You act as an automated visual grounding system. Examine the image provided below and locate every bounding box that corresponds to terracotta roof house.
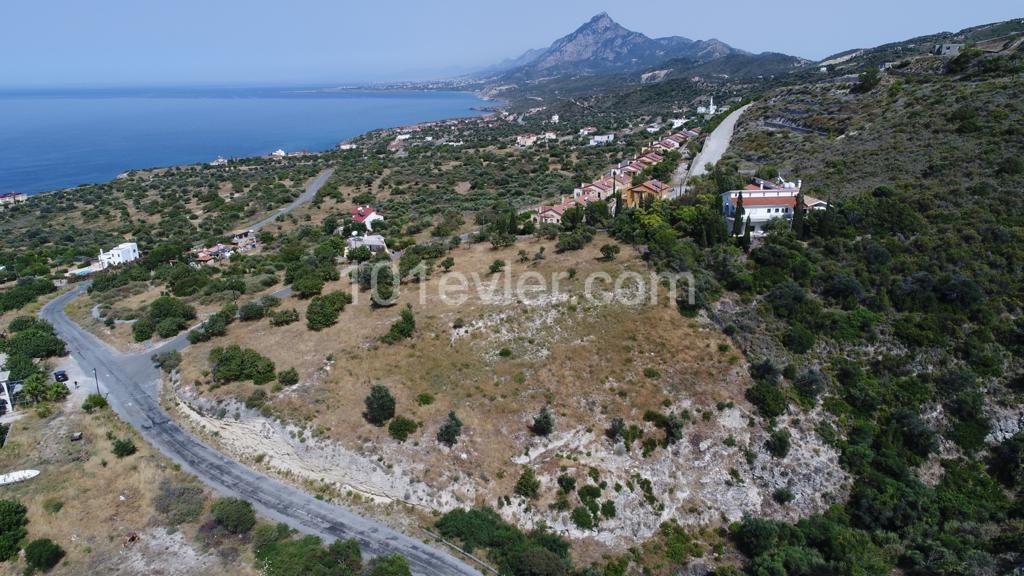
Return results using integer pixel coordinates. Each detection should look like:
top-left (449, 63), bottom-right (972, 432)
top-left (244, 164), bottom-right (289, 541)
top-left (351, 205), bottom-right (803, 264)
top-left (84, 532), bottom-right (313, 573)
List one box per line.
top-left (351, 206), bottom-right (384, 231)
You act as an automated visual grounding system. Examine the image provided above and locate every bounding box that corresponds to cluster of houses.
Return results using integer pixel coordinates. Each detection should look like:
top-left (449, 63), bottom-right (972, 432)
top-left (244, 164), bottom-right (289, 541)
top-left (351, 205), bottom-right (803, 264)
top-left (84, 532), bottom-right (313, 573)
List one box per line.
top-left (532, 128), bottom-right (700, 225)
top-left (515, 132), bottom-right (558, 147)
top-left (722, 177), bottom-right (828, 235)
top-left (67, 242), bottom-right (141, 277)
top-left (188, 230), bottom-right (259, 268)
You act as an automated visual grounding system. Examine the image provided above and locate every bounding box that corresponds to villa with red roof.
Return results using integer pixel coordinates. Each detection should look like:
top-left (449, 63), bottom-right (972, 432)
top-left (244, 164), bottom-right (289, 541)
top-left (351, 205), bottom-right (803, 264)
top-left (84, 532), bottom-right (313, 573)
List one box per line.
top-left (351, 206), bottom-right (384, 231)
top-left (721, 177), bottom-right (827, 235)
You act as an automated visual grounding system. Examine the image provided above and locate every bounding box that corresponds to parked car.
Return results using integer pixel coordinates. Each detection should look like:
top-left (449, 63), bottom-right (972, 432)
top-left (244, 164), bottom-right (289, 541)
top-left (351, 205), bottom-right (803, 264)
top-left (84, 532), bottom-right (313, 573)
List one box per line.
top-left (52, 370), bottom-right (68, 383)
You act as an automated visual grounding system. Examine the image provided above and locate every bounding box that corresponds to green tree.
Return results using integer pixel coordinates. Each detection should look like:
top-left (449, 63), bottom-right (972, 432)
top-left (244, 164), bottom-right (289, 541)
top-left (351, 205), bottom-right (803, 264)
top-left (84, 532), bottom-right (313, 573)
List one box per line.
top-left (0, 499), bottom-right (28, 561)
top-left (348, 245), bottom-right (372, 263)
top-left (292, 271), bottom-right (325, 299)
top-left (382, 306), bottom-right (416, 344)
top-left (599, 243), bottom-right (620, 260)
top-left (531, 406), bottom-right (554, 436)
top-left (440, 256), bottom-right (455, 272)
top-left (740, 216), bottom-right (752, 253)
top-left (514, 467), bottom-right (541, 499)
top-left (211, 497), bottom-right (256, 534)
top-left (437, 412), bottom-right (463, 446)
top-left (24, 538), bottom-right (64, 571)
top-left (363, 385), bottom-right (396, 426)
top-left (731, 192), bottom-right (745, 237)
top-left (367, 554), bottom-right (412, 576)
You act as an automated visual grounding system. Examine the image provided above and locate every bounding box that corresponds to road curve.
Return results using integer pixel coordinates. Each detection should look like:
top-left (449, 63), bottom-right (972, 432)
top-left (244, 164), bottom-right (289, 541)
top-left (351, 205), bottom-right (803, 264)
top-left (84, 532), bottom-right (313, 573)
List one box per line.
top-left (247, 167), bottom-right (335, 232)
top-left (40, 240), bottom-right (480, 573)
top-left (687, 103), bottom-right (752, 181)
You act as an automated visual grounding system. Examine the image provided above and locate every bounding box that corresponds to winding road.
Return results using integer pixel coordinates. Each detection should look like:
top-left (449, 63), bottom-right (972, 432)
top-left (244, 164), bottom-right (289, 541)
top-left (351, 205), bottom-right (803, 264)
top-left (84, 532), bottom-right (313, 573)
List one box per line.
top-left (37, 169), bottom-right (481, 576)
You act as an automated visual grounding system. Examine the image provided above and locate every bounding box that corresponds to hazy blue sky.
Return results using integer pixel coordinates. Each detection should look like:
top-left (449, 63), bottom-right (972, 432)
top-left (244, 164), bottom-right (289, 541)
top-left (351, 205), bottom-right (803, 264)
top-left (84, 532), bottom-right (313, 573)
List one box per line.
top-left (1, 0), bottom-right (1020, 87)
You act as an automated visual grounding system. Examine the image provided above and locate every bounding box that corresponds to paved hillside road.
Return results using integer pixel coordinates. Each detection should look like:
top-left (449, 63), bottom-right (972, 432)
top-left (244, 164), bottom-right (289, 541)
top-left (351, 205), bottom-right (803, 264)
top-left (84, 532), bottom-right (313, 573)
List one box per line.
top-left (247, 167), bottom-right (335, 232)
top-left (40, 285), bottom-right (481, 576)
top-left (687, 103), bottom-right (752, 181)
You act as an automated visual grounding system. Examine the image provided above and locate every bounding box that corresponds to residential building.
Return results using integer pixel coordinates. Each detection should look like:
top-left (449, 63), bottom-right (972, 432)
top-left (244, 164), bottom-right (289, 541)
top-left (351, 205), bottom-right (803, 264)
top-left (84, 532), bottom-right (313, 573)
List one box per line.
top-left (270, 149), bottom-right (287, 158)
top-left (589, 134), bottom-right (614, 146)
top-left (516, 134), bottom-right (538, 147)
top-left (0, 192), bottom-right (28, 207)
top-left (351, 206), bottom-right (384, 230)
top-left (721, 177), bottom-right (827, 235)
top-left (346, 233), bottom-right (389, 255)
top-left (98, 242), bottom-right (140, 267)
top-left (232, 229), bottom-right (258, 251)
top-left (550, 114), bottom-right (560, 124)
top-left (932, 43), bottom-right (964, 57)
top-left (624, 179), bottom-right (671, 208)
top-left (579, 127), bottom-right (597, 136)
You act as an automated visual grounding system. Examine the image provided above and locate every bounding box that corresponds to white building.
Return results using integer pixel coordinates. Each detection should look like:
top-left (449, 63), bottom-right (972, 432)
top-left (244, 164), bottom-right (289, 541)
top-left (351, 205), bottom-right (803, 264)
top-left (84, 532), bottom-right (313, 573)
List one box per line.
top-left (270, 149), bottom-right (286, 158)
top-left (721, 178), bottom-right (827, 235)
top-left (98, 242), bottom-right (140, 267)
top-left (516, 134), bottom-right (538, 147)
top-left (697, 96), bottom-right (717, 116)
top-left (589, 134), bottom-right (615, 146)
top-left (550, 114), bottom-right (560, 124)
top-left (345, 233), bottom-right (389, 255)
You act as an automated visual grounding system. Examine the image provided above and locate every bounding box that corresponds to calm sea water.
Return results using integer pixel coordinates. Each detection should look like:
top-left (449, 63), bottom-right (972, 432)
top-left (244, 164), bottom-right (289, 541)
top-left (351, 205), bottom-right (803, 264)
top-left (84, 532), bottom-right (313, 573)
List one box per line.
top-left (0, 87), bottom-right (489, 194)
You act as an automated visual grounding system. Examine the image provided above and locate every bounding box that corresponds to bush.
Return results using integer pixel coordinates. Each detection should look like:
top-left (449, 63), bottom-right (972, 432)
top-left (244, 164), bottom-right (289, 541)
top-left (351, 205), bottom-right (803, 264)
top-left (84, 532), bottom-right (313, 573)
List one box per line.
top-left (151, 350), bottom-right (182, 373)
top-left (209, 345), bottom-right (276, 385)
top-left (367, 554), bottom-right (412, 576)
top-left (772, 487), bottom-right (795, 504)
top-left (571, 506), bottom-right (594, 529)
top-left (24, 538), bottom-right (64, 571)
top-left (765, 429), bottom-right (792, 458)
top-left (531, 406), bottom-right (554, 436)
top-left (153, 479), bottom-right (205, 525)
top-left (381, 306), bottom-right (416, 344)
top-left (363, 385), bottom-right (395, 426)
top-left (388, 416), bottom-right (419, 442)
top-left (783, 323), bottom-right (815, 354)
top-left (437, 411), bottom-right (463, 446)
top-left (746, 381), bottom-right (787, 418)
top-left (415, 392), bottom-right (435, 406)
top-left (238, 301), bottom-right (266, 321)
top-left (514, 467), bottom-right (540, 499)
top-left (0, 499), bottom-right (28, 561)
top-left (269, 308), bottom-right (300, 327)
top-left (112, 437), bottom-right (137, 458)
top-left (211, 497), bottom-right (256, 534)
top-left (277, 368), bottom-right (299, 386)
top-left (81, 393), bottom-right (108, 413)
top-left (305, 291), bottom-right (352, 331)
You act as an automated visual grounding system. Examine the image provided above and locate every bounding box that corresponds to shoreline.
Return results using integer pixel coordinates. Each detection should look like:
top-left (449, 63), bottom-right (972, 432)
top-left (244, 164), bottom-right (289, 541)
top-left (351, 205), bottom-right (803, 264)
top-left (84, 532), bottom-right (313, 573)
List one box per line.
top-left (8, 88), bottom-right (503, 198)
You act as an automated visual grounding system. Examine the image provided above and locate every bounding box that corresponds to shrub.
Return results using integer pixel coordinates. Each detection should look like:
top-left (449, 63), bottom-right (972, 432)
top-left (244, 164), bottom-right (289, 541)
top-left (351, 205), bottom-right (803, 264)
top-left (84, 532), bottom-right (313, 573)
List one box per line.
top-left (305, 291), bottom-right (352, 331)
top-left (772, 488), bottom-right (795, 504)
top-left (437, 412), bottom-right (463, 446)
top-left (112, 437), bottom-right (137, 458)
top-left (238, 301), bottom-right (266, 321)
top-left (514, 467), bottom-right (540, 499)
top-left (363, 385), bottom-right (395, 426)
top-left (388, 416), bottom-right (419, 442)
top-left (211, 497), bottom-right (256, 534)
top-left (209, 345), bottom-right (276, 385)
top-left (151, 350), bottom-right (182, 373)
top-left (571, 506), bottom-right (594, 529)
top-left (0, 499), bottom-right (28, 561)
top-left (269, 308), bottom-right (300, 327)
top-left (765, 429), bottom-right (792, 458)
top-left (367, 554), bottom-right (412, 576)
top-left (81, 393), bottom-right (108, 413)
top-left (153, 479), bottom-right (205, 525)
top-left (643, 367), bottom-right (661, 379)
top-left (794, 369), bottom-right (827, 402)
top-left (277, 368), bottom-right (299, 386)
top-left (531, 406), bottom-right (554, 436)
top-left (381, 306), bottom-right (416, 344)
top-left (746, 381), bottom-right (787, 418)
top-left (24, 538), bottom-right (64, 571)
top-left (783, 323), bottom-right (815, 354)
top-left (415, 392), bottom-right (435, 406)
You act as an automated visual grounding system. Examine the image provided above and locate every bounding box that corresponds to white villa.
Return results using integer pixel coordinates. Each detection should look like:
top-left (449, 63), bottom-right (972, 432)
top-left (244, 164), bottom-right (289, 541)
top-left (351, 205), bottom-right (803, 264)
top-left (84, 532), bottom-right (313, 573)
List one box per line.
top-left (99, 242), bottom-right (140, 267)
top-left (722, 178), bottom-right (827, 235)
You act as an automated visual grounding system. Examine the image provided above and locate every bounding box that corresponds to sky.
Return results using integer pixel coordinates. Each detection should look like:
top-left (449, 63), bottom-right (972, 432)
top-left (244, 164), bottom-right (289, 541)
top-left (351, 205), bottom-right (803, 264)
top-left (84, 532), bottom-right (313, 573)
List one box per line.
top-left (1, 0), bottom-right (1020, 88)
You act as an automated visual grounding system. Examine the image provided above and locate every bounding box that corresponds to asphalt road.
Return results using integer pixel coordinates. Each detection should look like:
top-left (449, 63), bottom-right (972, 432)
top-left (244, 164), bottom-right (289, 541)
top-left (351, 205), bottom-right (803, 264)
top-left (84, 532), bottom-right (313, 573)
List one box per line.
top-left (247, 167), bottom-right (335, 232)
top-left (39, 298), bottom-right (480, 571)
top-left (687, 103), bottom-right (752, 181)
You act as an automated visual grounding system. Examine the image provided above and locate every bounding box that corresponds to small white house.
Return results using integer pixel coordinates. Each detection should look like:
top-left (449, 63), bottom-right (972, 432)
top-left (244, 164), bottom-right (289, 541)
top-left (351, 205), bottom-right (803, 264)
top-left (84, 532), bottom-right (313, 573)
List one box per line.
top-left (99, 242), bottom-right (140, 267)
top-left (721, 178), bottom-right (827, 235)
top-left (589, 134), bottom-right (615, 146)
top-left (270, 149), bottom-right (286, 158)
top-left (550, 114), bottom-right (560, 124)
top-left (351, 206), bottom-right (384, 231)
top-left (346, 233), bottom-right (389, 255)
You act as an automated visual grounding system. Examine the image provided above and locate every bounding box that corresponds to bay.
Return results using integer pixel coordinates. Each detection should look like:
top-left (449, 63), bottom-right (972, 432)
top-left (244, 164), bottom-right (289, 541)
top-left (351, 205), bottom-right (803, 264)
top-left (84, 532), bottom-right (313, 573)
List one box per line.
top-left (0, 87), bottom-right (489, 194)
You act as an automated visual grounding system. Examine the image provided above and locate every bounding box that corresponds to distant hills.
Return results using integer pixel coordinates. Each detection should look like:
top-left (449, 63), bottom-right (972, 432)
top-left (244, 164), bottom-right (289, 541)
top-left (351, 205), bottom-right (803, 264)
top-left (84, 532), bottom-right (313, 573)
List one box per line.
top-left (480, 12), bottom-right (806, 82)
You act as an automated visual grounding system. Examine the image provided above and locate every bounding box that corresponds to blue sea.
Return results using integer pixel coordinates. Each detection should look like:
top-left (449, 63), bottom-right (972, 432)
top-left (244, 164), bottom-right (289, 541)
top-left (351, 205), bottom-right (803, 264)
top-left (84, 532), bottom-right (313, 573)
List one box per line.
top-left (0, 87), bottom-right (490, 194)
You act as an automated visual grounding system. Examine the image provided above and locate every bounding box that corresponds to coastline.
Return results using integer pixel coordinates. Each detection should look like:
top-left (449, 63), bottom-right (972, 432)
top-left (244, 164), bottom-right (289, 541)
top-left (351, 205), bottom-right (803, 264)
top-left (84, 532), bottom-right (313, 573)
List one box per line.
top-left (4, 88), bottom-right (499, 197)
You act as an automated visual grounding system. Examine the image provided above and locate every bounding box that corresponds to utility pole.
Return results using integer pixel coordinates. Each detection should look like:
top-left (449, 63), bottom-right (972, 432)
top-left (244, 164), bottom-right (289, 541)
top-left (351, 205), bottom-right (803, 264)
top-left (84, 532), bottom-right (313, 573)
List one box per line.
top-left (93, 367), bottom-right (99, 396)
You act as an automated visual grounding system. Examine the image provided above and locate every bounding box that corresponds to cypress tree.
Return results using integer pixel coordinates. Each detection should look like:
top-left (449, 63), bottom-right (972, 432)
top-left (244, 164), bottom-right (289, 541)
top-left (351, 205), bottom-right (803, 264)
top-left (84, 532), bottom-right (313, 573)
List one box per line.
top-left (731, 192), bottom-right (745, 237)
top-left (792, 192), bottom-right (806, 239)
top-left (740, 216), bottom-right (752, 252)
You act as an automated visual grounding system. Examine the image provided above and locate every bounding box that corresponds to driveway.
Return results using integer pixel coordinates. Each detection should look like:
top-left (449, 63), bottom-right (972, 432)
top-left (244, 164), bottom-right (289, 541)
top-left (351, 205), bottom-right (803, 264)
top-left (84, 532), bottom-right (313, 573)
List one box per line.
top-left (687, 103), bottom-right (752, 181)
